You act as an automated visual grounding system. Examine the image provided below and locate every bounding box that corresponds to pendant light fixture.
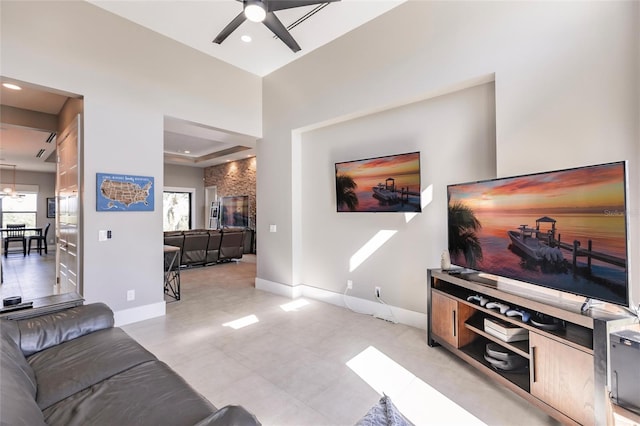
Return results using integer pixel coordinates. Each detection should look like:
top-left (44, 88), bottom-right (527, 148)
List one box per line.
top-left (0, 164), bottom-right (24, 198)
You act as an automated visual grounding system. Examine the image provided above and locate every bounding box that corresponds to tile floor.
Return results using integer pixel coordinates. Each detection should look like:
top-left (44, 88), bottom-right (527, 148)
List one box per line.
top-left (1, 252), bottom-right (559, 425)
top-left (122, 255), bottom-right (559, 426)
top-left (0, 249), bottom-right (67, 301)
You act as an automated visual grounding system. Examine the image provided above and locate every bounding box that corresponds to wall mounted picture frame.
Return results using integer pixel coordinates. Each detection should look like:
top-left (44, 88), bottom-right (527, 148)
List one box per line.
top-left (96, 173), bottom-right (154, 211)
top-left (335, 151), bottom-right (422, 213)
top-left (46, 197), bottom-right (56, 218)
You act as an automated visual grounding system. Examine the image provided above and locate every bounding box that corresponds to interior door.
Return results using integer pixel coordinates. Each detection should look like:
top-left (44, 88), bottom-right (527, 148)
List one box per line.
top-left (56, 114), bottom-right (81, 294)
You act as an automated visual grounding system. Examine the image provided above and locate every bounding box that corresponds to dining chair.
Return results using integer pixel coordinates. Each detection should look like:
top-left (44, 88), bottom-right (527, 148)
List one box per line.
top-left (4, 224), bottom-right (27, 257)
top-left (28, 222), bottom-right (51, 255)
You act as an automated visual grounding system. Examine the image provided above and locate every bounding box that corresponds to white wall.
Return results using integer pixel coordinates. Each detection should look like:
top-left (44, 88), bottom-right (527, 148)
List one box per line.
top-left (300, 83), bottom-right (496, 312)
top-left (259, 1), bottom-right (639, 313)
top-left (164, 164), bottom-right (205, 229)
top-left (1, 1), bottom-right (261, 321)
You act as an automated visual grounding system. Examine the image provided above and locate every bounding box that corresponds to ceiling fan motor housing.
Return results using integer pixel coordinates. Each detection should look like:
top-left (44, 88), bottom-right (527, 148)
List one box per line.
top-left (213, 0), bottom-right (341, 52)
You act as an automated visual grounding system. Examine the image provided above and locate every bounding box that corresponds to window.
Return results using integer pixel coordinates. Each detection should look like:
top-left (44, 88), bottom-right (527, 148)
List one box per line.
top-left (1, 193), bottom-right (38, 228)
top-left (163, 191), bottom-right (192, 231)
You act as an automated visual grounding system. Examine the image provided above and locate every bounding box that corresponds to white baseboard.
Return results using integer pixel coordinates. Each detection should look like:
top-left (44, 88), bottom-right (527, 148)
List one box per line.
top-left (114, 301), bottom-right (166, 327)
top-left (255, 277), bottom-right (304, 298)
top-left (255, 278), bottom-right (427, 330)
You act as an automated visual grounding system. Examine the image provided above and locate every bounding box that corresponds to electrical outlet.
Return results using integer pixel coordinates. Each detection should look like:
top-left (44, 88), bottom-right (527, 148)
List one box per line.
top-left (375, 286), bottom-right (381, 298)
top-left (127, 290), bottom-right (135, 301)
top-left (347, 280), bottom-right (353, 289)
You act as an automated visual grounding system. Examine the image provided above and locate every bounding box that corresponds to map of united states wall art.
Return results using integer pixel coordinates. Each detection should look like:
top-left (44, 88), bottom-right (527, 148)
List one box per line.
top-left (96, 173), bottom-right (154, 211)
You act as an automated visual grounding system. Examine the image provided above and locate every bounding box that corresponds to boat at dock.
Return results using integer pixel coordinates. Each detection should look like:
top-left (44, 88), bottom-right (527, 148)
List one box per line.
top-left (507, 224), bottom-right (564, 264)
top-left (372, 178), bottom-right (399, 201)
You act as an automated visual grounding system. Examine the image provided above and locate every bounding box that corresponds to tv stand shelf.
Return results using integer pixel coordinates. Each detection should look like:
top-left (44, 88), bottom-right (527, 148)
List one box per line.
top-left (459, 338), bottom-right (531, 392)
top-left (427, 269), bottom-right (635, 426)
top-left (464, 313), bottom-right (530, 358)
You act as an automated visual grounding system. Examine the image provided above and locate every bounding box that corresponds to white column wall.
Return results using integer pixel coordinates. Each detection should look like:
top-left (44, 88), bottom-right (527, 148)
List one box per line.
top-left (259, 1), bottom-right (639, 312)
top-left (1, 1), bottom-right (261, 321)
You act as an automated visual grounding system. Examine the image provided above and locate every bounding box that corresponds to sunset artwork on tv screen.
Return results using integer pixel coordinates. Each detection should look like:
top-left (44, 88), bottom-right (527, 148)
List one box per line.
top-left (447, 161), bottom-right (629, 306)
top-left (335, 151), bottom-right (421, 213)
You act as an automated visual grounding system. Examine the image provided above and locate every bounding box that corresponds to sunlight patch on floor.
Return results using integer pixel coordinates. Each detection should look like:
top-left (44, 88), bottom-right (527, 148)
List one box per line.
top-left (349, 230), bottom-right (397, 272)
top-left (280, 298), bottom-right (310, 312)
top-left (222, 314), bottom-right (259, 329)
top-left (347, 346), bottom-right (486, 426)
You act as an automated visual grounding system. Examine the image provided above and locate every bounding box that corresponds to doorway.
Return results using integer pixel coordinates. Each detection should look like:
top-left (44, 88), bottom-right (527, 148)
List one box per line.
top-left (0, 77), bottom-right (83, 301)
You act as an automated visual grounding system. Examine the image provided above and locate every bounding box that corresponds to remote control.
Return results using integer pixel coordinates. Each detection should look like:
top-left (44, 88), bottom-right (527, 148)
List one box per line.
top-left (505, 308), bottom-right (531, 323)
top-left (466, 294), bottom-right (489, 307)
top-left (485, 302), bottom-right (510, 314)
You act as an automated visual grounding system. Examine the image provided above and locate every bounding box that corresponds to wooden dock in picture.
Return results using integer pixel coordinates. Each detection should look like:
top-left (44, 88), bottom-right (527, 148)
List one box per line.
top-left (398, 187), bottom-right (420, 203)
top-left (553, 236), bottom-right (626, 270)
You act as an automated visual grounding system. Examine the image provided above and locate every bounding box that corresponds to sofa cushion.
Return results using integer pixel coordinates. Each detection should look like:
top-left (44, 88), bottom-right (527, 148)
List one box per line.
top-left (0, 320), bottom-right (45, 425)
top-left (0, 319), bottom-right (37, 395)
top-left (28, 327), bottom-right (157, 410)
top-left (17, 302), bottom-right (114, 356)
top-left (43, 360), bottom-right (217, 426)
top-left (219, 230), bottom-right (245, 260)
top-left (195, 405), bottom-right (262, 426)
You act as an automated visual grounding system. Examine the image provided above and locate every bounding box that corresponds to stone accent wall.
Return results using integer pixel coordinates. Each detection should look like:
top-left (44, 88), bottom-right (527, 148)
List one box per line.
top-left (204, 157), bottom-right (256, 229)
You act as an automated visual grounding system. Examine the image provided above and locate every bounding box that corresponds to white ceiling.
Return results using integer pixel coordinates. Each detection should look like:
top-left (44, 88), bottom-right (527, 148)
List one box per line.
top-left (89, 0), bottom-right (405, 77)
top-left (0, 82), bottom-right (67, 173)
top-left (1, 0), bottom-right (405, 174)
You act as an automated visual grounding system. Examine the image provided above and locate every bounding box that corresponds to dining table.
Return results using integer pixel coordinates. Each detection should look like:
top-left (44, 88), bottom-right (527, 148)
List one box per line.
top-left (0, 226), bottom-right (43, 257)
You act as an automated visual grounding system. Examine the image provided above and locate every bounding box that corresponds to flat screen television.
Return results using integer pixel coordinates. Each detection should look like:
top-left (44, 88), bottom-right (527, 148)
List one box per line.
top-left (447, 161), bottom-right (629, 307)
top-left (335, 151), bottom-right (421, 213)
top-left (219, 195), bottom-right (249, 228)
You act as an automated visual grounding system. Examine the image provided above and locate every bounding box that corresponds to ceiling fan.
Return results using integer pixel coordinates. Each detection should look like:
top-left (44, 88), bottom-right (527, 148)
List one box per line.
top-left (213, 0), bottom-right (340, 53)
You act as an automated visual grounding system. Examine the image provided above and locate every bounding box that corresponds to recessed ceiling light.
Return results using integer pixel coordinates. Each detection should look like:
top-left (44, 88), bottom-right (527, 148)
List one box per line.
top-left (2, 83), bottom-right (22, 91)
top-left (241, 35), bottom-right (252, 43)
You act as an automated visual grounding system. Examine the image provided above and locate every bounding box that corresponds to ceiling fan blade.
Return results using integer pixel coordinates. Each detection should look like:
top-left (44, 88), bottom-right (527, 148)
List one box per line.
top-left (213, 11), bottom-right (247, 44)
top-left (263, 12), bottom-right (301, 52)
top-left (266, 0), bottom-right (340, 12)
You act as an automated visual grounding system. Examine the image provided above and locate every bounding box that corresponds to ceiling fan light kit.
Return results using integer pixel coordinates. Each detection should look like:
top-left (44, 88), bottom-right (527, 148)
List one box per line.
top-left (213, 0), bottom-right (340, 52)
top-left (244, 1), bottom-right (266, 22)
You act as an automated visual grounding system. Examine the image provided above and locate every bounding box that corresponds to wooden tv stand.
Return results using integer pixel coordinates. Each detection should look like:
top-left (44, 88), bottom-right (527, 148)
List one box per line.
top-left (427, 269), bottom-right (635, 426)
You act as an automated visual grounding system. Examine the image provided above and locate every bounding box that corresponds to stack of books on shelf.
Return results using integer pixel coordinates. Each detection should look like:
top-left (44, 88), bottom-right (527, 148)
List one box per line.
top-left (484, 317), bottom-right (528, 342)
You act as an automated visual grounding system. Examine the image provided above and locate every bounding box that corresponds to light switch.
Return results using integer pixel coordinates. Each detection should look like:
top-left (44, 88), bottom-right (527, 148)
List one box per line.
top-left (98, 230), bottom-right (108, 241)
top-left (269, 224), bottom-right (277, 233)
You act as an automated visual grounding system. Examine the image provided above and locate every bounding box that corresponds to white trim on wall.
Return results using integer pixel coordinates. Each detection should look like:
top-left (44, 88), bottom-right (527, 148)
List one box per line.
top-left (113, 301), bottom-right (166, 327)
top-left (256, 277), bottom-right (427, 330)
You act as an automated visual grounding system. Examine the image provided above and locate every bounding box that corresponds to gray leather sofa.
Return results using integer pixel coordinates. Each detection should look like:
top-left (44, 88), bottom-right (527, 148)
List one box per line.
top-left (164, 228), bottom-right (248, 267)
top-left (0, 303), bottom-right (261, 426)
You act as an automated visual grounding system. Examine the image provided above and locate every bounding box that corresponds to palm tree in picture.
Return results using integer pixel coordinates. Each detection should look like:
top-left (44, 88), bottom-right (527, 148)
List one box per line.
top-left (448, 201), bottom-right (483, 268)
top-left (336, 174), bottom-right (359, 211)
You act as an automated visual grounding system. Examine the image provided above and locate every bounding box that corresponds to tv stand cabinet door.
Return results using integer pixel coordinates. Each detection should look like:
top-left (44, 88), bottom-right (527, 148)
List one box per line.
top-left (431, 291), bottom-right (475, 348)
top-left (530, 332), bottom-right (595, 426)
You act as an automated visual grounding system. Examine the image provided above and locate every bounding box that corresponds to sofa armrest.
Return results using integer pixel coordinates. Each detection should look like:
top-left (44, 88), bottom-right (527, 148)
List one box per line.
top-left (16, 303), bottom-right (114, 356)
top-left (195, 405), bottom-right (261, 426)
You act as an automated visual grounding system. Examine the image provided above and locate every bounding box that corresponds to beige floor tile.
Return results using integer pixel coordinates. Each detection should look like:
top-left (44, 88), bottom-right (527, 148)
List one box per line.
top-left (9, 253), bottom-right (558, 425)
